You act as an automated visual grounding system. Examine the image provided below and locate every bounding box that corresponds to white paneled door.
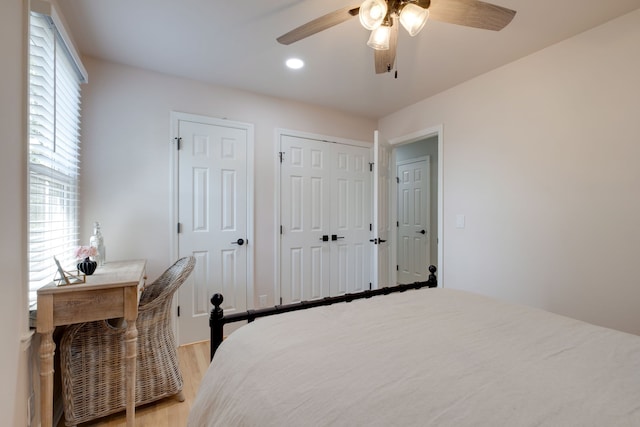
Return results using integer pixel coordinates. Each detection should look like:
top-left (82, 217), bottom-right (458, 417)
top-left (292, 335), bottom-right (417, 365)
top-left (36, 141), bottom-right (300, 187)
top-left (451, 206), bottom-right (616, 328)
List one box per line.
top-left (373, 130), bottom-right (393, 288)
top-left (175, 115), bottom-right (252, 345)
top-left (397, 158), bottom-right (430, 284)
top-left (330, 143), bottom-right (371, 296)
top-left (280, 134), bottom-right (371, 304)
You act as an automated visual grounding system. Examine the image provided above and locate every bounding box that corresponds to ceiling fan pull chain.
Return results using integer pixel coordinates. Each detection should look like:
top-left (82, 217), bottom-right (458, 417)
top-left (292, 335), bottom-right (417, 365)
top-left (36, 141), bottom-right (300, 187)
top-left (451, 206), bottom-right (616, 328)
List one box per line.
top-left (394, 43), bottom-right (399, 79)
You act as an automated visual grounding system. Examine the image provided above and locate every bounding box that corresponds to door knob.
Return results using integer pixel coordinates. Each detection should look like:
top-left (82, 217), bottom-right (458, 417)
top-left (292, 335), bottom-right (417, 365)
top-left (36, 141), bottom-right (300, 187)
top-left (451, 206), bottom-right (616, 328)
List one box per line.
top-left (416, 230), bottom-right (426, 234)
top-left (331, 235), bottom-right (345, 241)
top-left (231, 238), bottom-right (245, 246)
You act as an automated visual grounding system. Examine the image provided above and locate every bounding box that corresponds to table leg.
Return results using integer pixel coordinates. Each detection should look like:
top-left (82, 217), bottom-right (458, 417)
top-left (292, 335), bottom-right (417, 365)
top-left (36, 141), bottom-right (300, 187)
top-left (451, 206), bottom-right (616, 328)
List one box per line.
top-left (39, 331), bottom-right (55, 427)
top-left (125, 321), bottom-right (138, 427)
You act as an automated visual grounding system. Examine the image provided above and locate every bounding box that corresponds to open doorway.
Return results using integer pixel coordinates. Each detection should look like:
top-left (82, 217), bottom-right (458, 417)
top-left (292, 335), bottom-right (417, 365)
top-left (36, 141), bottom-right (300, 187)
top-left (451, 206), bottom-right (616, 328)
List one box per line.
top-left (389, 127), bottom-right (443, 286)
top-left (397, 155), bottom-right (431, 284)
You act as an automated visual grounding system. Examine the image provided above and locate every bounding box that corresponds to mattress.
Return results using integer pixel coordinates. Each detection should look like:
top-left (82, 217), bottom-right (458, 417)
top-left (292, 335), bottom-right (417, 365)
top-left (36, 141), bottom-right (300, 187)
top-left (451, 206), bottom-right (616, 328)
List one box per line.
top-left (188, 288), bottom-right (640, 426)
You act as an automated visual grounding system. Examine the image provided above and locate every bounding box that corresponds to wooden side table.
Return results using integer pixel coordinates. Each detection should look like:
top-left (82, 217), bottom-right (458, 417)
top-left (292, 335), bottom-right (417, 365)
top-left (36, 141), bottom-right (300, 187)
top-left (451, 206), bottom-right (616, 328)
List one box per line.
top-left (37, 259), bottom-right (146, 427)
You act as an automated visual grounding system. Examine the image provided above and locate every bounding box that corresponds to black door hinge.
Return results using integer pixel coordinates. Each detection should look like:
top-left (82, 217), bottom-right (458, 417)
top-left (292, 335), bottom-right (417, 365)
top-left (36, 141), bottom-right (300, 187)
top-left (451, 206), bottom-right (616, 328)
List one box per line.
top-left (369, 162), bottom-right (374, 172)
top-left (396, 176), bottom-right (400, 184)
top-left (177, 306), bottom-right (181, 317)
top-left (175, 137), bottom-right (182, 150)
top-left (279, 152), bottom-right (285, 163)
top-left (369, 283), bottom-right (372, 290)
top-left (177, 223), bottom-right (182, 234)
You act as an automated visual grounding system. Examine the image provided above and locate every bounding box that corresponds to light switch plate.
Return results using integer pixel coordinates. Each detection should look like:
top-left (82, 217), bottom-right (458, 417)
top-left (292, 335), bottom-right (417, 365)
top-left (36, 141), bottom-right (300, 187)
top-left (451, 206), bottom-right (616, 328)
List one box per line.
top-left (456, 214), bottom-right (465, 229)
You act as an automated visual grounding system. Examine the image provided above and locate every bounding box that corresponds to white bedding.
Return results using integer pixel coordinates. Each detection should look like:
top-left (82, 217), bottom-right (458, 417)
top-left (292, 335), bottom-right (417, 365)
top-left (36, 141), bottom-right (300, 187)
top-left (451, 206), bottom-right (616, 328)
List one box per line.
top-left (188, 288), bottom-right (640, 426)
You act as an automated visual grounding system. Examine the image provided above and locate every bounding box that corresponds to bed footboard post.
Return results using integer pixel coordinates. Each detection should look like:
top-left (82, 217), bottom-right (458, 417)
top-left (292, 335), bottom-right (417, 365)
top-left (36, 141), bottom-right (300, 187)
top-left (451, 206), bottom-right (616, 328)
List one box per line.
top-left (210, 293), bottom-right (225, 361)
top-left (428, 265), bottom-right (437, 288)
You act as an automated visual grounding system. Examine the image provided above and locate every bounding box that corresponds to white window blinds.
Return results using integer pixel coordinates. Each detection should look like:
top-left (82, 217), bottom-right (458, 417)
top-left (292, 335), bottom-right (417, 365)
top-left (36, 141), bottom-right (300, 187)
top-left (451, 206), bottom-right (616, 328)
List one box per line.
top-left (28, 11), bottom-right (85, 305)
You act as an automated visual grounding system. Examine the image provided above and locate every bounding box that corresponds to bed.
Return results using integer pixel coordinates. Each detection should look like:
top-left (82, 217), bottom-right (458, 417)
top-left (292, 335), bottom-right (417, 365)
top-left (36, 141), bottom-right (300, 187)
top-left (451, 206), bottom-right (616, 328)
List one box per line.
top-left (188, 280), bottom-right (640, 426)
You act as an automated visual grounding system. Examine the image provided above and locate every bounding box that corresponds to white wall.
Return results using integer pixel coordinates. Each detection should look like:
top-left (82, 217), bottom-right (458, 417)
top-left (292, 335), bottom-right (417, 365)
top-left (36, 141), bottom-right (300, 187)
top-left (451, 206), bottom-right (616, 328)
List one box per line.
top-left (0, 0), bottom-right (30, 425)
top-left (79, 57), bottom-right (377, 306)
top-left (380, 9), bottom-right (640, 335)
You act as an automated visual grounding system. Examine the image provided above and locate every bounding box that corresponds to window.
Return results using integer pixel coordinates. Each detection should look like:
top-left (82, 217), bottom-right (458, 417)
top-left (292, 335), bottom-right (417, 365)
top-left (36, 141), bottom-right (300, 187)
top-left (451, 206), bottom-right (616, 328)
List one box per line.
top-left (28, 7), bottom-right (86, 306)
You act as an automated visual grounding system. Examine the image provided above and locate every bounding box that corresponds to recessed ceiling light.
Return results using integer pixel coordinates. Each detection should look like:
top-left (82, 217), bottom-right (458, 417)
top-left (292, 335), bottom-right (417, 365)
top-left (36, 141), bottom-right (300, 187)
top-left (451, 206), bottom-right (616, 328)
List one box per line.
top-left (285, 58), bottom-right (304, 70)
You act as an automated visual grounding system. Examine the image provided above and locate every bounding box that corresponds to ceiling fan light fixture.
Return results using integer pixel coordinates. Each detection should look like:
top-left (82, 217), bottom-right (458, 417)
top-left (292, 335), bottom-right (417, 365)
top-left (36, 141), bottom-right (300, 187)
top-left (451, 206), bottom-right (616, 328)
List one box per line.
top-left (359, 0), bottom-right (388, 30)
top-left (367, 25), bottom-right (391, 50)
top-left (399, 3), bottom-right (429, 37)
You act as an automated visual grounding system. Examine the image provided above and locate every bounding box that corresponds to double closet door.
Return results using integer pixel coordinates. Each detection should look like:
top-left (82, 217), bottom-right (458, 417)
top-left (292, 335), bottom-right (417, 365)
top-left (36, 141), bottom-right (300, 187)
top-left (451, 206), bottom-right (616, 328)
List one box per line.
top-left (280, 135), bottom-right (371, 304)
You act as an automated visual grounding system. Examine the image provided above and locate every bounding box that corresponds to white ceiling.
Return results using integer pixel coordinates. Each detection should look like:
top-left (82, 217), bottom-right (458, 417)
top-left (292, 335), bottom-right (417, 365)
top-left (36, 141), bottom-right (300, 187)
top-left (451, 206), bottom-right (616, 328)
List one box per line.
top-left (57, 0), bottom-right (640, 119)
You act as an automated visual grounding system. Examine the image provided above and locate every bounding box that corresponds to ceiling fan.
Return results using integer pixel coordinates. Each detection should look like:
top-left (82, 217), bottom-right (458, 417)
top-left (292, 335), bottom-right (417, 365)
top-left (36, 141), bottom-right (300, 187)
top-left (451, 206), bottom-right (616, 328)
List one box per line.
top-left (277, 0), bottom-right (516, 74)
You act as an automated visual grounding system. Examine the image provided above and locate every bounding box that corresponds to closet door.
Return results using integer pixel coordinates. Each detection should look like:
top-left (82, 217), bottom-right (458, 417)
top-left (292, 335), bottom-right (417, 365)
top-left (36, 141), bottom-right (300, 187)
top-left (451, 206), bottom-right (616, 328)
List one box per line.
top-left (280, 135), bottom-right (332, 303)
top-left (280, 135), bottom-right (371, 304)
top-left (175, 114), bottom-right (252, 345)
top-left (330, 143), bottom-right (371, 296)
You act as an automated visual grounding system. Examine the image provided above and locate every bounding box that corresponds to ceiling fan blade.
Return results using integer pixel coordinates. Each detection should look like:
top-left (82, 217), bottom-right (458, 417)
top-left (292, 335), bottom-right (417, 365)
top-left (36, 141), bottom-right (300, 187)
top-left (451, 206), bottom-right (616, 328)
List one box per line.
top-left (374, 19), bottom-right (398, 74)
top-left (425, 0), bottom-right (516, 31)
top-left (277, 5), bottom-right (360, 45)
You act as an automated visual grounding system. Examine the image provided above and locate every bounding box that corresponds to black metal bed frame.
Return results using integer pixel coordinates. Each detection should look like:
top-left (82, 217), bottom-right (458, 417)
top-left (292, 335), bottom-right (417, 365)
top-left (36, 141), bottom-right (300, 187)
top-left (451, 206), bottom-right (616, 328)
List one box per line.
top-left (209, 265), bottom-right (437, 360)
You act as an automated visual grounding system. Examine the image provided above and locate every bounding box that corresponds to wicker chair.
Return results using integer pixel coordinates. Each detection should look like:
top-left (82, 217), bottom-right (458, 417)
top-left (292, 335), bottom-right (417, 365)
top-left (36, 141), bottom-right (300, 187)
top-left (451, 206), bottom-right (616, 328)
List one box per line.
top-left (59, 256), bottom-right (196, 426)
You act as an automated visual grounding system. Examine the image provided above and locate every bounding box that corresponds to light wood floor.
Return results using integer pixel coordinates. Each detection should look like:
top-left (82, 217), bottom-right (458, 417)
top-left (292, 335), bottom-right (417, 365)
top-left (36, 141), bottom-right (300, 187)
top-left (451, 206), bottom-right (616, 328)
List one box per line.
top-left (58, 340), bottom-right (210, 427)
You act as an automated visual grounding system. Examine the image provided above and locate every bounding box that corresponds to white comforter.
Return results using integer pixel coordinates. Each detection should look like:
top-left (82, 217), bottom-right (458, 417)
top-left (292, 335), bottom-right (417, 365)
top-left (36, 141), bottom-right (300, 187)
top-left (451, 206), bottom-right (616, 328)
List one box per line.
top-left (188, 289), bottom-right (640, 426)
